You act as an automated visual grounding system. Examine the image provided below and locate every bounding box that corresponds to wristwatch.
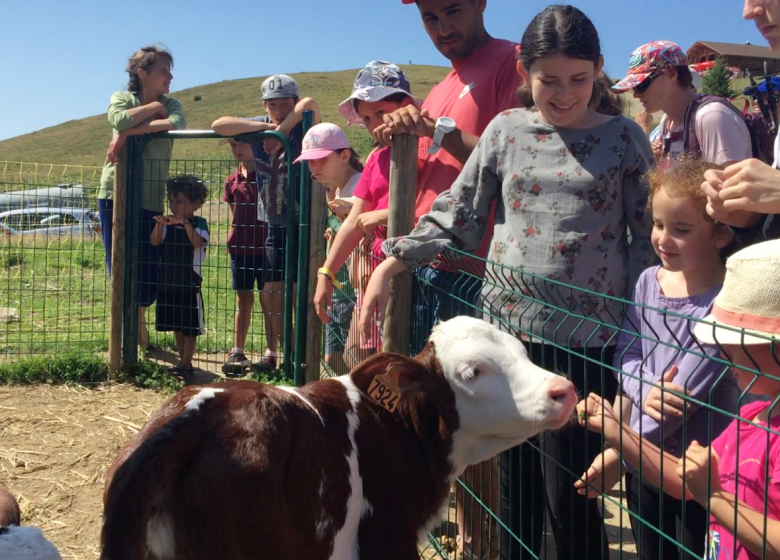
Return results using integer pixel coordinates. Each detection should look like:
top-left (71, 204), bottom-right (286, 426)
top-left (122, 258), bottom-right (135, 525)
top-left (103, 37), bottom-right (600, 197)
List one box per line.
top-left (427, 117), bottom-right (457, 155)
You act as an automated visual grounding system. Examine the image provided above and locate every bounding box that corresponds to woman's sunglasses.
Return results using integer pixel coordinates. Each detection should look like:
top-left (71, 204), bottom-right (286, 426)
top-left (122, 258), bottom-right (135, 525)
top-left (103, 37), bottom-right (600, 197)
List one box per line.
top-left (634, 72), bottom-right (661, 94)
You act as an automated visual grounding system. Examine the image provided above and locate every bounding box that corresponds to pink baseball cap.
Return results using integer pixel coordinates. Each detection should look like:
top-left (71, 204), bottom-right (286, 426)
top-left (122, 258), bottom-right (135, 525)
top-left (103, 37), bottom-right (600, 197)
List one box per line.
top-left (294, 123), bottom-right (351, 163)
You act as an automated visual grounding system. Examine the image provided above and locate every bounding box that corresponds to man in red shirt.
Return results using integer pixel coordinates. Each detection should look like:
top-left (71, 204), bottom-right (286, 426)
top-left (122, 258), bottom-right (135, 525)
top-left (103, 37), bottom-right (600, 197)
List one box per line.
top-left (378, 0), bottom-right (521, 344)
top-left (378, 2), bottom-right (524, 559)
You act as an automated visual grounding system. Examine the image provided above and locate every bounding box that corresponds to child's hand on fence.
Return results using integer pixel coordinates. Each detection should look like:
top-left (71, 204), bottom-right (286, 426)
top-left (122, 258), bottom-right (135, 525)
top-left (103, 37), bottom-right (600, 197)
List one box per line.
top-left (643, 365), bottom-right (691, 422)
top-left (577, 393), bottom-right (620, 439)
top-left (356, 211), bottom-right (385, 235)
top-left (375, 106), bottom-right (435, 146)
top-left (166, 216), bottom-right (184, 225)
top-left (677, 441), bottom-right (721, 506)
top-left (107, 132), bottom-right (127, 165)
top-left (314, 275), bottom-right (333, 324)
top-left (263, 137), bottom-right (283, 156)
top-left (324, 228), bottom-right (333, 242)
top-left (574, 448), bottom-right (622, 498)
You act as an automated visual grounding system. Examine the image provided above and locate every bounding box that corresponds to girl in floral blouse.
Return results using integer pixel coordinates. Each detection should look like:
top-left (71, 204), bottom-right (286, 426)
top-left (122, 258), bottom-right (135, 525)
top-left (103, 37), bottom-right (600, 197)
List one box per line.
top-left (359, 5), bottom-right (655, 560)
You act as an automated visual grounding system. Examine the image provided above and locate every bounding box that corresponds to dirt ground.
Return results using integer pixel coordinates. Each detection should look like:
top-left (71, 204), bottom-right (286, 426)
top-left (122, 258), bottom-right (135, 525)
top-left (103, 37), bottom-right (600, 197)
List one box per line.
top-left (1, 383), bottom-right (637, 560)
top-left (0, 383), bottom-right (166, 559)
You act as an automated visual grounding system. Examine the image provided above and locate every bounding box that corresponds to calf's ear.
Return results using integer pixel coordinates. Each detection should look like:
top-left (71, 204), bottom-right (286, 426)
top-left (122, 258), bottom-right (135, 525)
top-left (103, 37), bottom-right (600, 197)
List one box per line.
top-left (350, 353), bottom-right (424, 399)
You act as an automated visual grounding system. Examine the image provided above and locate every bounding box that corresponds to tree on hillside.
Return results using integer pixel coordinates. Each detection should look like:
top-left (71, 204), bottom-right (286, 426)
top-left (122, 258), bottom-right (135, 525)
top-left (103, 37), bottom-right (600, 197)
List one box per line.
top-left (702, 57), bottom-right (737, 98)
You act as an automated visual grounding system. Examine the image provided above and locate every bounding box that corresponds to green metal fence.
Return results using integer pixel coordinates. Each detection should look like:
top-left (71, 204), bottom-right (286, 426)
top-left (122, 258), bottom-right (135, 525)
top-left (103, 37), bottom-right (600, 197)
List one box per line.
top-left (119, 128), bottom-right (307, 380)
top-left (0, 162), bottom-right (108, 357)
top-left (318, 240), bottom-right (779, 560)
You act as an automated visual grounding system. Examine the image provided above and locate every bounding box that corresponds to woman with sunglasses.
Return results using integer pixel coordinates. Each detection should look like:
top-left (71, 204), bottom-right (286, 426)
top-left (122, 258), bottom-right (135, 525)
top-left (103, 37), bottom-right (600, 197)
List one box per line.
top-left (613, 41), bottom-right (751, 166)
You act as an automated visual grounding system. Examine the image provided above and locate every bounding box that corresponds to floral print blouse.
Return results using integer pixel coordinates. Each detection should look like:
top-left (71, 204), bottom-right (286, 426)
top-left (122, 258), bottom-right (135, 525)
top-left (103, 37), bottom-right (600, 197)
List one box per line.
top-left (383, 108), bottom-right (656, 348)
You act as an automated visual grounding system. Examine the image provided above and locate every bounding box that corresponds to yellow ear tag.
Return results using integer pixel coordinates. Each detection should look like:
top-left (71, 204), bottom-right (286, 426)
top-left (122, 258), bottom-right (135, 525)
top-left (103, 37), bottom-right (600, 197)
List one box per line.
top-left (367, 367), bottom-right (402, 413)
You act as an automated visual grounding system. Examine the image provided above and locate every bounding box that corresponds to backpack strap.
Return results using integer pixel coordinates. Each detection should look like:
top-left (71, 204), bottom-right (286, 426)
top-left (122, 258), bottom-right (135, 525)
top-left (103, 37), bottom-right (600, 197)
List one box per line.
top-left (684, 94), bottom-right (756, 159)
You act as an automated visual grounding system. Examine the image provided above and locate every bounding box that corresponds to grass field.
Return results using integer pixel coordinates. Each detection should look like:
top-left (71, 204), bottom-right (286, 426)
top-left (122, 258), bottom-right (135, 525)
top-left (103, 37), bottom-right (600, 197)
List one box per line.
top-left (0, 196), bottom-right (276, 361)
top-left (0, 65), bottom-right (452, 166)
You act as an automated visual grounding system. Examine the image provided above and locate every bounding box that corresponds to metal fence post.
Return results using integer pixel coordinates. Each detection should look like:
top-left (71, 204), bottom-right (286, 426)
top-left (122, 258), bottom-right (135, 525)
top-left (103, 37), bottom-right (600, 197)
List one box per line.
top-left (305, 178), bottom-right (328, 383)
top-left (108, 147), bottom-right (127, 376)
top-left (383, 134), bottom-right (418, 354)
top-left (293, 111), bottom-right (315, 386)
top-left (121, 138), bottom-right (140, 368)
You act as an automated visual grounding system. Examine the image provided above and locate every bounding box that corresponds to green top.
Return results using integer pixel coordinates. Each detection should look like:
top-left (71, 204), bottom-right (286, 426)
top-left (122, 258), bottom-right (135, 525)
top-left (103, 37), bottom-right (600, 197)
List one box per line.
top-left (327, 213), bottom-right (354, 305)
top-left (98, 91), bottom-right (187, 213)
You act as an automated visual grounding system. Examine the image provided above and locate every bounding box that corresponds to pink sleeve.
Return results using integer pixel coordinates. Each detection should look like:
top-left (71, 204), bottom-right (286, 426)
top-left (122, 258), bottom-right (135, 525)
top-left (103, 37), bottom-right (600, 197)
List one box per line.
top-left (353, 148), bottom-right (391, 210)
top-left (695, 103), bottom-right (753, 165)
top-left (353, 152), bottom-right (378, 205)
top-left (495, 47), bottom-right (524, 111)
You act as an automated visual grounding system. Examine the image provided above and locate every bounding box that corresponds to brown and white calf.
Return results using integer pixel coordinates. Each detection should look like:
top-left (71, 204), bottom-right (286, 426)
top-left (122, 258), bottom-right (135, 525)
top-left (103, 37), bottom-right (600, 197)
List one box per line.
top-left (101, 316), bottom-right (576, 560)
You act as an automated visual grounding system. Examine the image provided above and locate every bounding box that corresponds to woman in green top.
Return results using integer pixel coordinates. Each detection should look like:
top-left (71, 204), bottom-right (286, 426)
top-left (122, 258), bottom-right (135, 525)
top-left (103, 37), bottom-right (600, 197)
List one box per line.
top-left (97, 45), bottom-right (186, 352)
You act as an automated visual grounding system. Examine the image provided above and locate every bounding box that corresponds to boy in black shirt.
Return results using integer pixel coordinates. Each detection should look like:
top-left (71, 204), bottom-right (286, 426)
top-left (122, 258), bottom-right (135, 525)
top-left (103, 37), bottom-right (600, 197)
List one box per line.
top-left (151, 174), bottom-right (210, 376)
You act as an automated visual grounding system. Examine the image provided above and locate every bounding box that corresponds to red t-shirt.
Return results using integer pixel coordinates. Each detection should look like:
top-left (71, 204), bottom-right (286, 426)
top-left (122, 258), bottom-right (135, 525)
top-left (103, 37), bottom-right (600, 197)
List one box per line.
top-left (223, 167), bottom-right (267, 255)
top-left (418, 38), bottom-right (522, 268)
top-left (353, 147), bottom-right (391, 260)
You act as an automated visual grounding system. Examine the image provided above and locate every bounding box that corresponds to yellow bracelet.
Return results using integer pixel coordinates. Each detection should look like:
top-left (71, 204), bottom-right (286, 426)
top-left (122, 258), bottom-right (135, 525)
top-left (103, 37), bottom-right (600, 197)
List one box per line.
top-left (318, 267), bottom-right (343, 290)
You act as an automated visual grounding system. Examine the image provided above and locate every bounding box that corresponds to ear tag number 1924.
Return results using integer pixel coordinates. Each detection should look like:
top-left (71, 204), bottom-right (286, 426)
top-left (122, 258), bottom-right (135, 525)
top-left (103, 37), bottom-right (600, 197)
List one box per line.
top-left (367, 370), bottom-right (401, 413)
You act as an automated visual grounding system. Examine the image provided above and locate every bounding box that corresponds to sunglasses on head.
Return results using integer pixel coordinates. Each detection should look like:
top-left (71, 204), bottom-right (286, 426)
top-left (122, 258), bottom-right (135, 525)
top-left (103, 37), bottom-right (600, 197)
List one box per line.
top-left (635, 71), bottom-right (661, 94)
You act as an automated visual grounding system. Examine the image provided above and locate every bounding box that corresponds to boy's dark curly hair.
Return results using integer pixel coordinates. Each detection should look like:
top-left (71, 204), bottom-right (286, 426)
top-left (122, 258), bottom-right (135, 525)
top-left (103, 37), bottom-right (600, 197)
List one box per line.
top-left (166, 174), bottom-right (208, 203)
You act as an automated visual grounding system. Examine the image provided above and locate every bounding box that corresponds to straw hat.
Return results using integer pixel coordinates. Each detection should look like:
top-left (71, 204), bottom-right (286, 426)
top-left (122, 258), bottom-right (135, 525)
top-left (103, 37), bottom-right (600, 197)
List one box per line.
top-left (694, 239), bottom-right (780, 345)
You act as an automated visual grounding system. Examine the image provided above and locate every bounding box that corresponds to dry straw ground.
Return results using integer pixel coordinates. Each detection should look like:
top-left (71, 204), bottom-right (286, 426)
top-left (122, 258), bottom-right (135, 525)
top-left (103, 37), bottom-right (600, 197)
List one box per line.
top-left (1, 382), bottom-right (638, 560)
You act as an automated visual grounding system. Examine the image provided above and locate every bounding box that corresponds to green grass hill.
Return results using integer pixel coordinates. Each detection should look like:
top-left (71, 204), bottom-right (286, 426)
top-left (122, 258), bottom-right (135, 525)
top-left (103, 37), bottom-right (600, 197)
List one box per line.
top-left (0, 66), bottom-right (451, 167)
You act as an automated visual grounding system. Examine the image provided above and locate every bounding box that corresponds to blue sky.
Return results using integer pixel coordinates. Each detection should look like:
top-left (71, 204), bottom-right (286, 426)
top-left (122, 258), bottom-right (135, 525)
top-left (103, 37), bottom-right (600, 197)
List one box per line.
top-left (0, 0), bottom-right (767, 141)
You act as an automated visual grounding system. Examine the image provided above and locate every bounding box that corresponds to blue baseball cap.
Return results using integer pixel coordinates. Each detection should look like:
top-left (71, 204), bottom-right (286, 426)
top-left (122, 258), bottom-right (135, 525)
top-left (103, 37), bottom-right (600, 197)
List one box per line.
top-left (338, 60), bottom-right (421, 125)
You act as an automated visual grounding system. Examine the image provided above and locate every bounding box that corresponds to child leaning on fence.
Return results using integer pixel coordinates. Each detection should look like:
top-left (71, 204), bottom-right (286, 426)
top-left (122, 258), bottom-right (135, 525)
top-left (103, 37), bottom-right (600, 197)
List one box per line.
top-left (294, 123), bottom-right (363, 373)
top-left (358, 7), bottom-right (655, 559)
top-left (579, 239), bottom-right (780, 560)
top-left (574, 159), bottom-right (740, 560)
top-left (150, 175), bottom-right (209, 378)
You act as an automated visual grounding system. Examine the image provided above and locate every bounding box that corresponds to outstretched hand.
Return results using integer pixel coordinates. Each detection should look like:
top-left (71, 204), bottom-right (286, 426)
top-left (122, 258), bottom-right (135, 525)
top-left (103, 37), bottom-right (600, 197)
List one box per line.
top-left (676, 440), bottom-right (721, 506)
top-left (643, 365), bottom-right (691, 422)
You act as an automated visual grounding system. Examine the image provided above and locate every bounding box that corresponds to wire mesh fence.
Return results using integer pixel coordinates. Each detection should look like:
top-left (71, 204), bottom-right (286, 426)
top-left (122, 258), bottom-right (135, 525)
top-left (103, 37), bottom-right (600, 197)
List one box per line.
top-left (318, 238), bottom-right (779, 560)
top-left (0, 161), bottom-right (109, 357)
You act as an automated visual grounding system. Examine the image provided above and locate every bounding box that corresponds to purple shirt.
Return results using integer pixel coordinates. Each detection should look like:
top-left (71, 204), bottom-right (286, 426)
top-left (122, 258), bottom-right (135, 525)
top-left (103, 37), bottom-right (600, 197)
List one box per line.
top-left (615, 266), bottom-right (739, 462)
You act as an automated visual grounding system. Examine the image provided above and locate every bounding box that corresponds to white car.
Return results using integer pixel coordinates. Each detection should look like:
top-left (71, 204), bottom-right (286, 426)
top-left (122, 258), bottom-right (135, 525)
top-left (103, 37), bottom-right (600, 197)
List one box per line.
top-left (0, 207), bottom-right (100, 238)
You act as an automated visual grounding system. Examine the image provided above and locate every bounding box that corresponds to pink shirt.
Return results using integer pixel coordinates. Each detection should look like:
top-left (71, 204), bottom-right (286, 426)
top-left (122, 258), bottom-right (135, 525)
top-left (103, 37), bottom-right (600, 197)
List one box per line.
top-left (354, 147), bottom-right (390, 260)
top-left (353, 147), bottom-right (391, 259)
top-left (707, 400), bottom-right (780, 560)
top-left (417, 38), bottom-right (522, 267)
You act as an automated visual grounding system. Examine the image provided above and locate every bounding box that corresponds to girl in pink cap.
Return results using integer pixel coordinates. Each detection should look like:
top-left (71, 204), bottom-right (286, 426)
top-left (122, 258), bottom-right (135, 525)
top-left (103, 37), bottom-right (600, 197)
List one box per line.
top-left (295, 123), bottom-right (370, 370)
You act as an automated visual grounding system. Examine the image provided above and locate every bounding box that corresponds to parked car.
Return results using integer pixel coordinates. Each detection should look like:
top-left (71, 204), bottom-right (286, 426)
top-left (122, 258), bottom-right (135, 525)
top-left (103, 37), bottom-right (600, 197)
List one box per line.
top-left (0, 184), bottom-right (90, 213)
top-left (0, 207), bottom-right (100, 238)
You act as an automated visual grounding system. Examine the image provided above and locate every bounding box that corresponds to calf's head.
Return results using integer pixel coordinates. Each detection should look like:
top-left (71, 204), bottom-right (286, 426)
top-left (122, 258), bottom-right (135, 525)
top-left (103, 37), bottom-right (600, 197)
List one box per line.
top-left (427, 317), bottom-right (576, 465)
top-left (351, 317), bottom-right (576, 475)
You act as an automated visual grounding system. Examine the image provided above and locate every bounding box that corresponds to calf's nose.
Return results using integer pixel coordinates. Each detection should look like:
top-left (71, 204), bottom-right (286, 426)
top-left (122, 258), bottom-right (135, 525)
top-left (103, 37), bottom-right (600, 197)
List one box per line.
top-left (546, 377), bottom-right (576, 409)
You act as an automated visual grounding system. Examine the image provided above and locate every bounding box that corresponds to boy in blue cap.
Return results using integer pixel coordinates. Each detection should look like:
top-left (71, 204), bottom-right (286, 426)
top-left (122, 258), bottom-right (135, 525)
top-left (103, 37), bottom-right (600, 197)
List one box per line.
top-left (212, 75), bottom-right (320, 370)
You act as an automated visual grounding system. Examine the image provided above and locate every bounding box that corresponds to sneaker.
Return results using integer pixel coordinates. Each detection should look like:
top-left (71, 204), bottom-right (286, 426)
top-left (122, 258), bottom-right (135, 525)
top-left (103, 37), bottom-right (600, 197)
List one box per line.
top-left (253, 350), bottom-right (277, 373)
top-left (222, 352), bottom-right (251, 377)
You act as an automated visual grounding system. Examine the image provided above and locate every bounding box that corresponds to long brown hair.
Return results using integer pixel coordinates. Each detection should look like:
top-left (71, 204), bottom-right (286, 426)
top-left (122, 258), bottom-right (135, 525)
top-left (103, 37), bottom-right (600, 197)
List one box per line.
top-left (126, 45), bottom-right (174, 95)
top-left (590, 71), bottom-right (624, 116)
top-left (336, 148), bottom-right (365, 173)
